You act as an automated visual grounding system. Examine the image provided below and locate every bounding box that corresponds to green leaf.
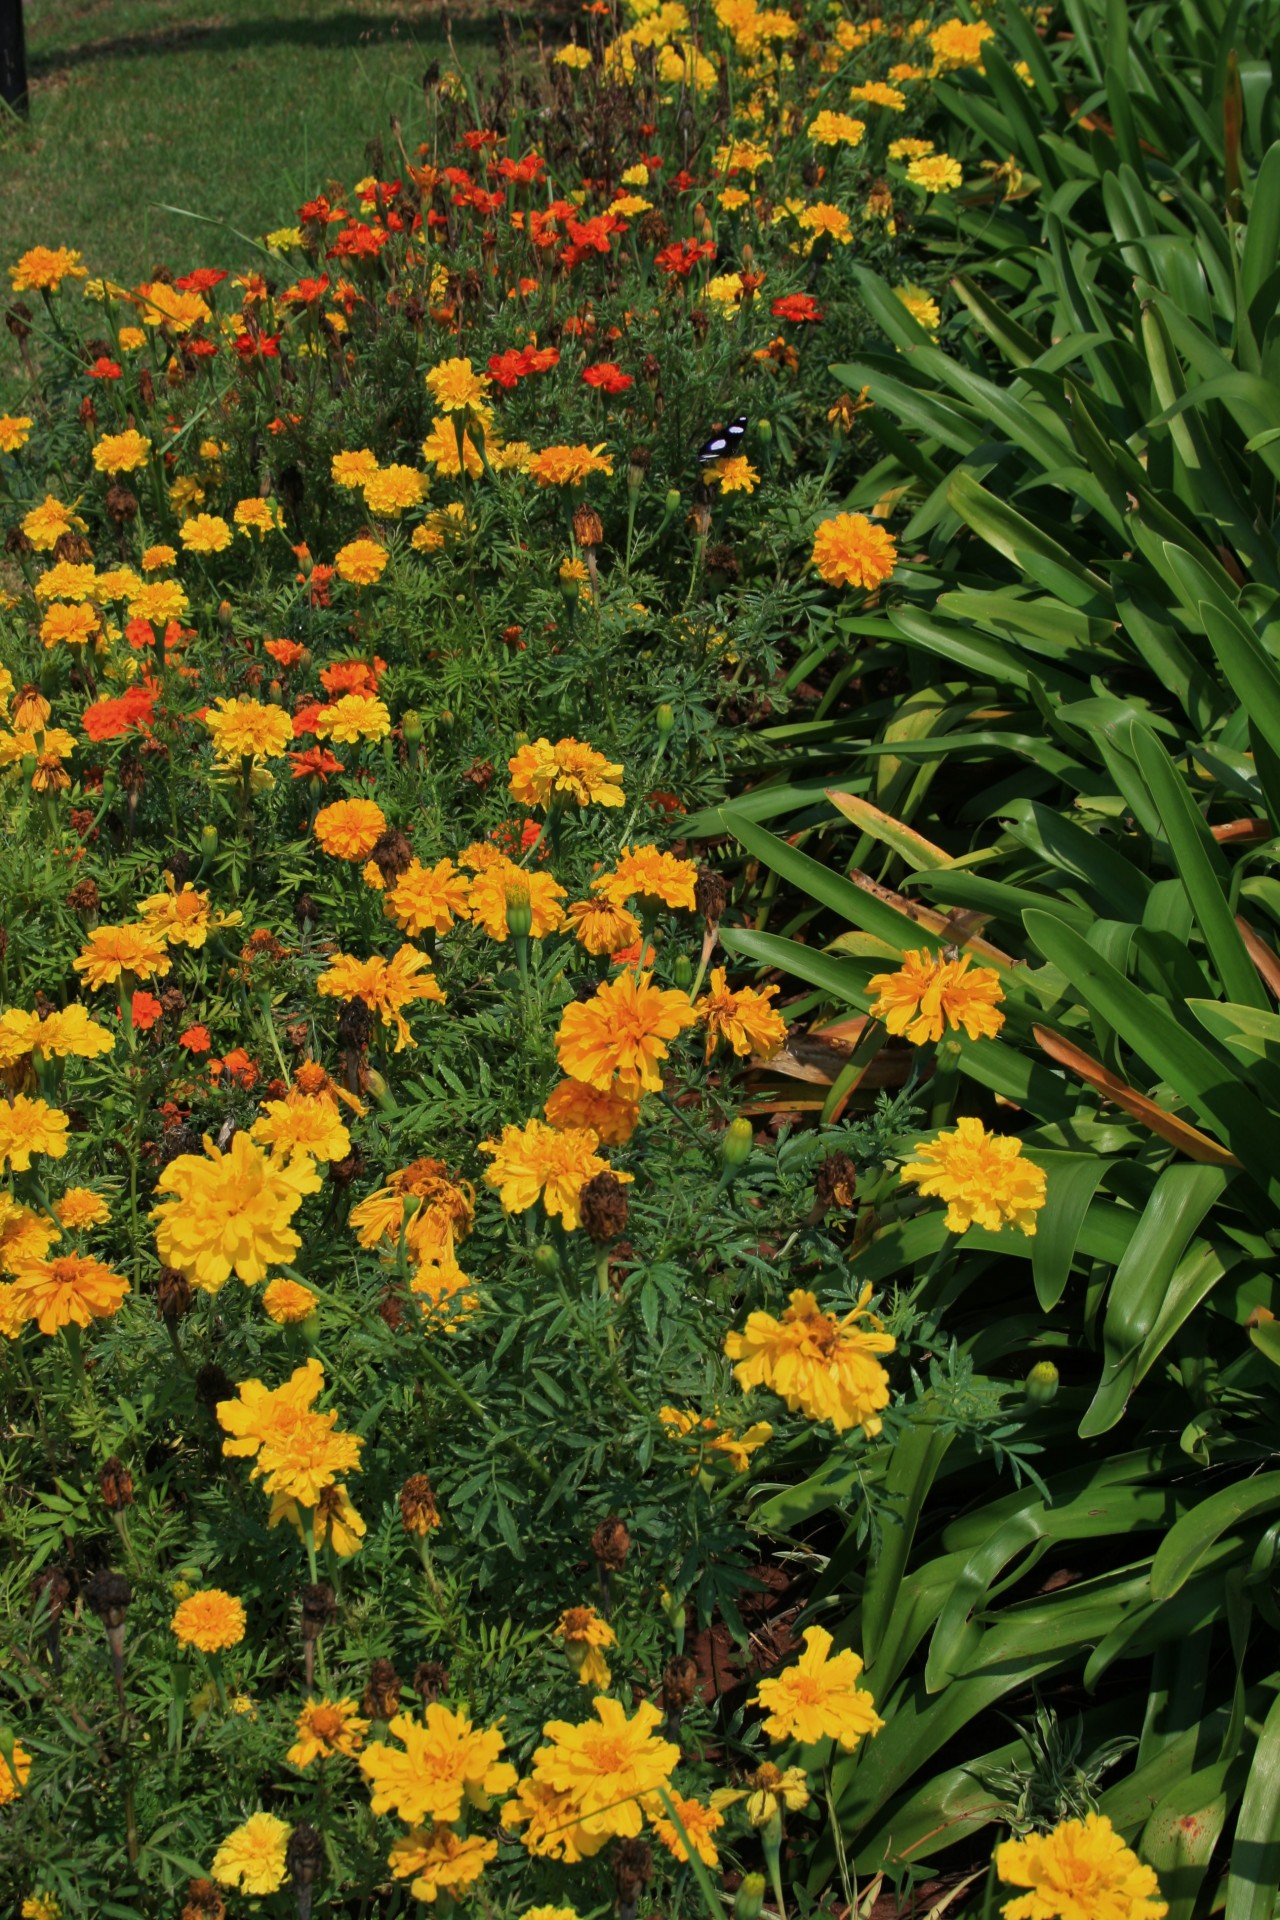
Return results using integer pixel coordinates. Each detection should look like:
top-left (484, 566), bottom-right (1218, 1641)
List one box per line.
top-left (1151, 1475), bottom-right (1280, 1601)
top-left (1032, 1153), bottom-right (1111, 1309)
top-left (1225, 1686), bottom-right (1280, 1920)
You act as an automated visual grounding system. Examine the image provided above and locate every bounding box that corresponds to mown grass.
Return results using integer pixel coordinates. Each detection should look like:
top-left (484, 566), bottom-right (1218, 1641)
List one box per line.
top-left (0, 0), bottom-right (500, 289)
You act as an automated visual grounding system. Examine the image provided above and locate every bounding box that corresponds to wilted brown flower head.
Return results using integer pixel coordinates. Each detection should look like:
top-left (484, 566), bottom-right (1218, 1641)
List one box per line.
top-left (414, 1659), bottom-right (449, 1706)
top-left (181, 1880), bottom-right (227, 1920)
top-left (662, 1653), bottom-right (699, 1715)
top-left (580, 1172), bottom-right (629, 1245)
top-left (614, 1837), bottom-right (653, 1912)
top-left (573, 503), bottom-right (604, 549)
top-left (84, 1568), bottom-right (132, 1628)
top-left (399, 1473), bottom-right (441, 1537)
top-left (67, 876), bottom-right (101, 916)
top-left (695, 867), bottom-right (728, 929)
top-left (157, 1266), bottom-right (195, 1324)
top-left (814, 1150), bottom-right (858, 1212)
top-left (369, 828), bottom-right (413, 886)
top-left (300, 1582), bottom-right (337, 1641)
top-left (591, 1513), bottom-right (631, 1571)
top-left (99, 1457), bottom-right (135, 1512)
top-left (362, 1656), bottom-right (403, 1721)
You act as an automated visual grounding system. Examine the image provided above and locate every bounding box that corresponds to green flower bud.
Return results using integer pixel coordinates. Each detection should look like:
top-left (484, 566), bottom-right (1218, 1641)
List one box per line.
top-left (672, 954), bottom-right (693, 989)
top-left (656, 701), bottom-right (675, 737)
top-left (560, 574), bottom-right (580, 602)
top-left (532, 1244), bottom-right (560, 1278)
top-left (734, 1876), bottom-right (766, 1920)
top-left (401, 708), bottom-right (424, 745)
top-left (199, 824), bottom-right (218, 858)
top-left (664, 487), bottom-right (682, 515)
top-left (1026, 1360), bottom-right (1059, 1405)
top-left (439, 708), bottom-right (455, 731)
top-left (363, 1067), bottom-right (397, 1112)
top-left (755, 418), bottom-right (773, 445)
top-left (505, 876), bottom-right (534, 941)
top-left (721, 1116), bottom-right (754, 1172)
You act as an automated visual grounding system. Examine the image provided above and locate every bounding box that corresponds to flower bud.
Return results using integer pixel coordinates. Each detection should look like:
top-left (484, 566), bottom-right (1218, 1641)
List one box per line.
top-left (755, 418), bottom-right (773, 445)
top-left (735, 1876), bottom-right (767, 1920)
top-left (532, 1243), bottom-right (560, 1278)
top-left (199, 824), bottom-right (218, 859)
top-left (664, 487), bottom-right (682, 516)
top-left (505, 875), bottom-right (534, 941)
top-left (721, 1116), bottom-right (754, 1172)
top-left (672, 953), bottom-right (693, 989)
top-left (438, 707), bottom-right (455, 730)
top-left (217, 600), bottom-right (234, 631)
top-left (401, 708), bottom-right (424, 746)
top-left (363, 1066), bottom-right (395, 1111)
top-left (1025, 1360), bottom-right (1059, 1405)
top-left (656, 701), bottom-right (675, 737)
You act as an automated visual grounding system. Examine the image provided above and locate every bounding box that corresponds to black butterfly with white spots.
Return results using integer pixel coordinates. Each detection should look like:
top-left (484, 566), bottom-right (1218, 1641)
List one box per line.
top-left (697, 414), bottom-right (748, 463)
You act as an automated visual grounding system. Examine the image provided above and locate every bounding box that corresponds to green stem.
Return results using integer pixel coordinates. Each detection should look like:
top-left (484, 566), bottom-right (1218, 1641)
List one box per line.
top-left (415, 1341), bottom-right (552, 1487)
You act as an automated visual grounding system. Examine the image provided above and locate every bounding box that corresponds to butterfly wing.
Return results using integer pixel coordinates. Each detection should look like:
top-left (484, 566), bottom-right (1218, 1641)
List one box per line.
top-left (696, 414), bottom-right (748, 463)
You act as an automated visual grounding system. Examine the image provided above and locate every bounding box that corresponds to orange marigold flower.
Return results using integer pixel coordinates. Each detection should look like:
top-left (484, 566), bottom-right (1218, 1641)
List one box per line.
top-left (725, 1285), bottom-right (895, 1434)
top-left (556, 972), bottom-right (698, 1096)
top-left (566, 896), bottom-right (642, 956)
top-left (73, 922), bottom-right (172, 990)
top-left (362, 1706), bottom-right (516, 1827)
top-left (289, 1696), bottom-right (369, 1769)
top-left (527, 443), bottom-right (614, 487)
top-left (697, 966), bottom-right (787, 1060)
top-left (334, 537), bottom-right (388, 585)
top-left (10, 245), bottom-right (87, 292)
top-left (314, 798), bottom-right (387, 859)
top-left (995, 1811), bottom-right (1168, 1920)
top-left (479, 1118), bottom-right (631, 1232)
top-left (811, 512), bottom-right (897, 590)
top-left (91, 428), bottom-right (151, 474)
top-left (899, 1116), bottom-right (1046, 1236)
top-left (40, 602), bottom-right (99, 650)
top-left (867, 947), bottom-right (1004, 1045)
top-left (543, 1078), bottom-right (641, 1145)
top-left (508, 736), bottom-right (625, 810)
top-left (596, 844), bottom-right (697, 912)
top-left (171, 1588), bottom-right (247, 1653)
top-left (650, 1791), bottom-right (726, 1867)
top-left (315, 945), bottom-right (445, 1049)
top-left (8, 1252), bottom-right (130, 1334)
top-left (262, 1276), bottom-right (319, 1323)
top-left (385, 858), bottom-right (472, 937)
top-left (464, 857), bottom-right (566, 941)
top-left (524, 1697), bottom-right (678, 1855)
top-left (388, 1825), bottom-right (497, 1904)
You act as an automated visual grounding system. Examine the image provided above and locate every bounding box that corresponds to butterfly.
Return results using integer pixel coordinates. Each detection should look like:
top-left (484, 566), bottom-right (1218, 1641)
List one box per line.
top-left (696, 414), bottom-right (748, 464)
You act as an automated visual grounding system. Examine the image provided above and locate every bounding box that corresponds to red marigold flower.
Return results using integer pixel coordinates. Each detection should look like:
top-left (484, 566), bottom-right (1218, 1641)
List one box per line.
top-left (174, 268), bottom-right (228, 293)
top-left (488, 349), bottom-right (529, 388)
top-left (234, 330), bottom-right (281, 361)
top-left (655, 238), bottom-right (716, 277)
top-left (178, 1023), bottom-right (211, 1053)
top-left (184, 336), bottom-right (219, 359)
top-left (292, 702), bottom-right (323, 738)
top-left (87, 357), bottom-right (123, 380)
top-left (130, 991), bottom-right (163, 1031)
top-left (320, 657), bottom-right (384, 695)
top-left (264, 638), bottom-right (305, 669)
top-left (771, 293), bottom-right (825, 324)
top-left (281, 276), bottom-right (330, 305)
top-left (583, 361), bottom-right (633, 393)
top-left (289, 746), bottom-right (343, 781)
top-left (124, 617), bottom-right (156, 651)
top-left (82, 683), bottom-right (157, 741)
top-left (327, 221), bottom-right (389, 260)
top-left (461, 128), bottom-right (499, 150)
top-left (672, 169), bottom-right (697, 191)
top-left (495, 151), bottom-right (545, 185)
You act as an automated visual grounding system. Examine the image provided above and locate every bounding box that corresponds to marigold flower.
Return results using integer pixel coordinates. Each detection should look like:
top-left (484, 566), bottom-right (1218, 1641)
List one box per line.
top-left (697, 967), bottom-right (787, 1060)
top-left (289, 1696), bottom-right (369, 1768)
top-left (711, 455), bottom-right (759, 493)
top-left (995, 1812), bottom-right (1168, 1920)
top-left (900, 1116), bottom-right (1046, 1236)
top-left (211, 1812), bottom-right (291, 1897)
top-left (362, 464), bottom-right (427, 517)
top-left (811, 512), bottom-right (898, 591)
top-left (316, 945), bottom-right (445, 1049)
top-left (252, 1091), bottom-right (351, 1166)
top-left (867, 948), bottom-right (1004, 1045)
top-left (752, 1624), bottom-right (883, 1748)
top-left (30, 1004), bottom-right (115, 1058)
top-left (508, 736), bottom-right (626, 810)
top-left (0, 1196), bottom-right (59, 1275)
top-left (566, 896), bottom-right (642, 956)
top-left (0, 1095), bottom-right (70, 1173)
top-left (650, 1792), bottom-right (725, 1866)
top-left (896, 283), bottom-right (941, 335)
top-left (91, 428), bottom-right (151, 473)
top-left (152, 1132), bottom-right (321, 1290)
top-left (40, 602), bottom-right (100, 649)
top-left (726, 1285), bottom-right (895, 1434)
top-left (808, 110), bottom-right (866, 144)
top-left (332, 448), bottom-right (379, 488)
top-left (527, 444), bottom-right (614, 487)
top-left (171, 1588), bottom-right (247, 1653)
top-left (502, 1778), bottom-right (594, 1862)
top-left (73, 922), bottom-right (171, 990)
top-left (54, 1187), bottom-right (110, 1230)
top-left (385, 858), bottom-right (472, 937)
top-left (0, 1738), bottom-right (32, 1804)
top-left (557, 972), bottom-right (698, 1097)
top-left (335, 537), bottom-right (389, 585)
top-left (908, 153), bottom-right (963, 192)
top-left (526, 1696), bottom-right (679, 1855)
top-left (260, 1275), bottom-right (318, 1323)
top-left (741, 1761), bottom-right (810, 1825)
top-left (465, 859), bottom-right (566, 941)
top-left (596, 844), bottom-right (697, 911)
top-left (314, 798), bottom-right (387, 859)
top-left (421, 415), bottom-right (486, 478)
top-left (425, 355), bottom-right (491, 412)
top-left (139, 881), bottom-right (236, 951)
top-left (11, 246), bottom-right (86, 291)
top-left (8, 1252), bottom-right (129, 1334)
top-left (269, 1480), bottom-right (366, 1557)
top-left (798, 203), bottom-right (852, 246)
top-left (349, 1159), bottom-right (474, 1258)
top-left (388, 1825), bottom-right (497, 1904)
top-left (315, 692), bottom-right (391, 744)
top-left (544, 1079), bottom-right (641, 1145)
top-left (234, 497), bottom-right (283, 538)
top-left (361, 1705), bottom-right (516, 1826)
top-left (181, 513), bottom-right (232, 554)
top-left (203, 696), bottom-right (293, 762)
top-left (480, 1118), bottom-right (631, 1232)
top-left (659, 1406), bottom-right (773, 1474)
top-left (849, 79), bottom-right (907, 108)
top-left (929, 15), bottom-right (994, 71)
top-left (554, 1605), bottom-right (616, 1688)
top-left (22, 495), bottom-right (79, 551)
top-left (0, 414), bottom-right (33, 453)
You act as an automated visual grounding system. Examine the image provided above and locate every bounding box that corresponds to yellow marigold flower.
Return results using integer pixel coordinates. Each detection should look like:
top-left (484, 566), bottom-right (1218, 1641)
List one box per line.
top-left (234, 497), bottom-right (283, 538)
top-left (554, 1605), bottom-right (617, 1689)
top-left (480, 1118), bottom-right (631, 1232)
top-left (896, 283), bottom-right (941, 335)
top-left (10, 246), bottom-right (86, 291)
top-left (332, 448), bottom-right (379, 489)
top-left (349, 1159), bottom-right (474, 1257)
top-left (706, 271), bottom-right (745, 307)
top-left (0, 1738), bottom-right (32, 1804)
top-left (726, 1285), bottom-right (895, 1434)
top-left (711, 454), bottom-right (760, 493)
top-left (808, 110), bottom-right (866, 144)
top-left (849, 80), bottom-right (906, 108)
top-left (171, 1588), bottom-right (247, 1653)
top-left (139, 880), bottom-right (234, 951)
top-left (91, 428), bottom-right (151, 474)
top-left (811, 512), bottom-right (898, 590)
top-left (127, 578), bottom-right (188, 623)
top-left (543, 1079), bottom-right (641, 1145)
top-left (0, 1195), bottom-right (60, 1277)
top-left (211, 1812), bottom-right (291, 1897)
top-left (289, 1696), bottom-right (369, 1768)
top-left (465, 858), bottom-right (567, 941)
top-left (741, 1761), bottom-right (810, 1825)
top-left (313, 797), bottom-right (387, 860)
top-left (252, 1090), bottom-right (350, 1167)
top-left (388, 1825), bottom-right (497, 1904)
top-left (385, 858), bottom-right (471, 937)
top-left (714, 136), bottom-right (772, 173)
top-left (92, 565), bottom-right (140, 603)
top-left (523, 1909), bottom-right (580, 1920)
top-left (265, 225), bottom-right (302, 252)
top-left (74, 922), bottom-right (171, 990)
top-left (719, 186), bottom-right (751, 209)
top-left (218, 1358), bottom-right (324, 1455)
top-left (152, 1132), bottom-right (321, 1290)
top-left (509, 736), bottom-right (625, 810)
top-left (40, 602), bottom-right (99, 649)
top-left (180, 513), bottom-right (232, 554)
top-left (203, 696), bottom-right (293, 763)
top-left (798, 203), bottom-right (852, 246)
top-left (269, 1479), bottom-right (366, 1557)
top-left (503, 1778), bottom-right (595, 1861)
top-left (697, 966), bottom-right (787, 1060)
top-left (34, 560), bottom-right (96, 602)
top-left (425, 356), bottom-right (491, 412)
top-left (316, 945), bottom-right (444, 1049)
top-left (908, 154), bottom-right (963, 193)
top-left (929, 15), bottom-right (993, 71)
top-left (659, 1406), bottom-right (773, 1473)
top-left (528, 1697), bottom-right (679, 1854)
top-left (0, 414), bottom-right (33, 453)
top-left (650, 1791), bottom-right (725, 1866)
top-left (0, 1095), bottom-right (70, 1173)
top-left (559, 557), bottom-right (589, 587)
top-left (566, 896), bottom-right (642, 957)
top-left (262, 1275), bottom-right (319, 1323)
top-left (867, 948), bottom-right (1004, 1045)
top-left (361, 1706), bottom-right (517, 1825)
top-left (335, 537), bottom-right (389, 585)
top-left (315, 692), bottom-right (392, 744)
top-left (251, 1400), bottom-right (362, 1506)
top-left (22, 1895), bottom-right (61, 1920)
top-left (889, 136), bottom-right (934, 160)
top-left (596, 843), bottom-right (698, 912)
top-left (22, 495), bottom-right (79, 551)
top-left (557, 971), bottom-right (698, 1097)
top-left (900, 1116), bottom-right (1046, 1237)
top-left (996, 1812), bottom-right (1168, 1920)
top-left (556, 42), bottom-right (593, 66)
top-left (135, 281), bottom-right (210, 331)
top-left (752, 1624), bottom-right (883, 1748)
top-left (54, 1187), bottom-right (110, 1230)
top-left (612, 192), bottom-right (652, 215)
top-left (8, 1252), bottom-right (129, 1334)
top-left (412, 503), bottom-right (468, 552)
top-left (421, 416), bottom-right (486, 478)
top-left (362, 463), bottom-right (427, 517)
top-left (528, 444), bottom-right (615, 487)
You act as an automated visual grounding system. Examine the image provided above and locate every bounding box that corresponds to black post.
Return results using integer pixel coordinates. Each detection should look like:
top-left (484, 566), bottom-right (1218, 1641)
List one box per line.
top-left (0, 0), bottom-right (29, 118)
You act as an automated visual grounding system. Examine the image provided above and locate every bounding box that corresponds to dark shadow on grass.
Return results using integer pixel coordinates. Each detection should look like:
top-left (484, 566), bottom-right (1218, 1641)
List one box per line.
top-left (28, 6), bottom-right (529, 76)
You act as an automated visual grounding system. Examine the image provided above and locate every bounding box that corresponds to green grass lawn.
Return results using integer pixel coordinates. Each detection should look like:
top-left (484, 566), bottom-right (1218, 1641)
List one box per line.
top-left (0, 0), bottom-right (499, 289)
